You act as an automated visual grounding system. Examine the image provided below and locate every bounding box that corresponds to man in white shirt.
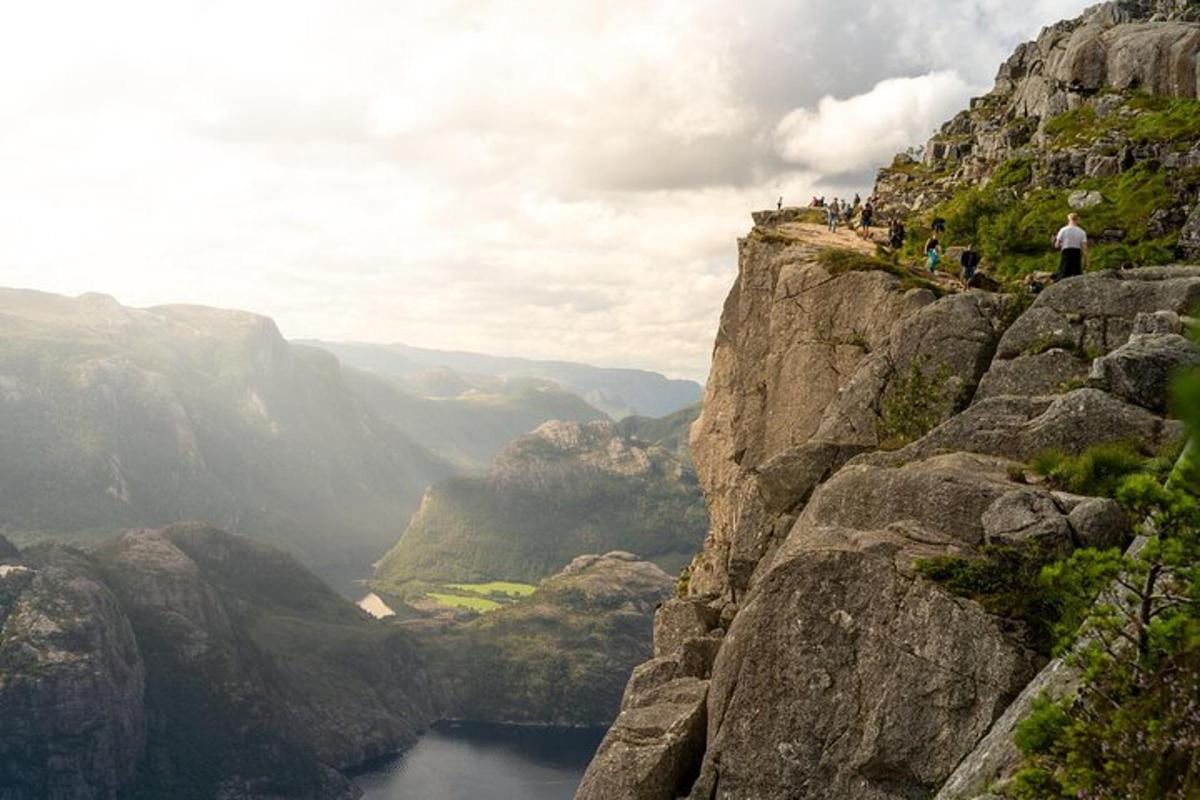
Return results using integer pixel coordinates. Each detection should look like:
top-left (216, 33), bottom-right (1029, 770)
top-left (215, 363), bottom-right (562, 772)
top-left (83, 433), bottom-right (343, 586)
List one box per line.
top-left (1053, 213), bottom-right (1088, 280)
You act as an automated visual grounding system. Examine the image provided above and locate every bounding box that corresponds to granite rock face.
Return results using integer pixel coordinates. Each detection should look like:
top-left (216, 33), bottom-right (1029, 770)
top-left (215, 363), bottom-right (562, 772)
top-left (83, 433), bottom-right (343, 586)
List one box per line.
top-left (687, 232), bottom-right (1009, 600)
top-left (0, 548), bottom-right (146, 800)
top-left (0, 524), bottom-right (439, 800)
top-left (579, 229), bottom-right (1195, 799)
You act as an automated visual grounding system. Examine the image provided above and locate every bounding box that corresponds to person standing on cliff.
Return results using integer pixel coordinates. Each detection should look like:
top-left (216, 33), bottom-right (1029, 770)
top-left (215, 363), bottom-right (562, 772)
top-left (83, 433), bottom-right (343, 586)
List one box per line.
top-left (777, 196), bottom-right (783, 211)
top-left (859, 201), bottom-right (874, 240)
top-left (826, 199), bottom-right (840, 234)
top-left (1053, 213), bottom-right (1089, 280)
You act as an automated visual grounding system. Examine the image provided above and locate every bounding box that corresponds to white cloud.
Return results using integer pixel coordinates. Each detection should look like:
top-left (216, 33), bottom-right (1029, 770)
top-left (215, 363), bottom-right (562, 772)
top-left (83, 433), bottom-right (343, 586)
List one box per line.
top-left (775, 71), bottom-right (973, 176)
top-left (0, 0), bottom-right (1095, 382)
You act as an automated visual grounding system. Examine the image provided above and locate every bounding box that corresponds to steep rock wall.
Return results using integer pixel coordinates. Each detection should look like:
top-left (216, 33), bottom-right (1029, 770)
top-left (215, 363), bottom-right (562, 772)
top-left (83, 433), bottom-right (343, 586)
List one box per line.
top-left (577, 209), bottom-right (1200, 798)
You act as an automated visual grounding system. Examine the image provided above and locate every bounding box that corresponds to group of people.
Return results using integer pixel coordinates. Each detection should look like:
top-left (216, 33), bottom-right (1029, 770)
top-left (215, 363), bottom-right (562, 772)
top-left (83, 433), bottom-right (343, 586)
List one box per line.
top-left (805, 194), bottom-right (880, 240)
top-left (920, 212), bottom-right (1089, 288)
top-left (784, 192), bottom-right (1091, 289)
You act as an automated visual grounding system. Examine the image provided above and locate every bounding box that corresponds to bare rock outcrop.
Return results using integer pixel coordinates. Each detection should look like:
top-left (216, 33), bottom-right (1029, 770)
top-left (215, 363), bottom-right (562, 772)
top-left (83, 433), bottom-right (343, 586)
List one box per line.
top-left (687, 232), bottom-right (1010, 599)
top-left (0, 547), bottom-right (146, 800)
top-left (580, 227), bottom-right (1195, 799)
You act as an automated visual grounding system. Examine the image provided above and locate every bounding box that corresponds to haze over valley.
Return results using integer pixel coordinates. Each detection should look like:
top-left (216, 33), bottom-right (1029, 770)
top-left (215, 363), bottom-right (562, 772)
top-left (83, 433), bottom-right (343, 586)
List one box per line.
top-left (5, 2), bottom-right (1200, 799)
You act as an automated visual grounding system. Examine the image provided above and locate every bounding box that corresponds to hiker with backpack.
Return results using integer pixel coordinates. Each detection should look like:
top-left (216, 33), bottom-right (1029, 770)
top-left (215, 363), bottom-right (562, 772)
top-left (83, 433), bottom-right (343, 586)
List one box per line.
top-left (1053, 213), bottom-right (1088, 280)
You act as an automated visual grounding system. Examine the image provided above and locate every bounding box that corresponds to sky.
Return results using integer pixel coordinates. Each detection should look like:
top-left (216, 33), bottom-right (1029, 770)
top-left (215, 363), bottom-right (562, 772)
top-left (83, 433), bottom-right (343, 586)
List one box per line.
top-left (0, 0), bottom-right (1093, 382)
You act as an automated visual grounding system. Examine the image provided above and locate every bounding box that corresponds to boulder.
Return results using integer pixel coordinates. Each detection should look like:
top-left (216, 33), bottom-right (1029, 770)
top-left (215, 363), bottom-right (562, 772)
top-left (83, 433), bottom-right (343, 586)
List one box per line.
top-left (1088, 332), bottom-right (1200, 412)
top-left (995, 268), bottom-right (1200, 362)
top-left (755, 441), bottom-right (863, 514)
top-left (676, 635), bottom-right (724, 680)
top-left (575, 678), bottom-right (709, 800)
top-left (1068, 189), bottom-right (1105, 208)
top-left (935, 659), bottom-right (1080, 800)
top-left (1068, 497), bottom-right (1132, 550)
top-left (1132, 309), bottom-right (1183, 335)
top-left (0, 534), bottom-right (17, 560)
top-left (974, 348), bottom-right (1090, 401)
top-left (653, 598), bottom-right (719, 657)
top-left (690, 545), bottom-right (1040, 800)
top-left (981, 490), bottom-right (1074, 548)
top-left (866, 388), bottom-right (1182, 468)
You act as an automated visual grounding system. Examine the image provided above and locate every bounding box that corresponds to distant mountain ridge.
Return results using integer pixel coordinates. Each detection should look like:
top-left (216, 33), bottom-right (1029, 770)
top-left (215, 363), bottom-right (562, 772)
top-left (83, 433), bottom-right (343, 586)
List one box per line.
top-left (0, 288), bottom-right (453, 574)
top-left (302, 340), bottom-right (703, 420)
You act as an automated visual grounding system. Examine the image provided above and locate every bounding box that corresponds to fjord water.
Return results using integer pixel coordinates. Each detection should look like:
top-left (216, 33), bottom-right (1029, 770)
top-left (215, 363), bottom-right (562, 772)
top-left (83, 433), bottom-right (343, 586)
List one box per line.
top-left (353, 722), bottom-right (605, 800)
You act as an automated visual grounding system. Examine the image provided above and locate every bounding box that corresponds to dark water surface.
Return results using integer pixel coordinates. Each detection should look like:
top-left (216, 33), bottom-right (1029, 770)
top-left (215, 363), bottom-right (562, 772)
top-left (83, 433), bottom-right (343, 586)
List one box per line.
top-left (353, 721), bottom-right (605, 800)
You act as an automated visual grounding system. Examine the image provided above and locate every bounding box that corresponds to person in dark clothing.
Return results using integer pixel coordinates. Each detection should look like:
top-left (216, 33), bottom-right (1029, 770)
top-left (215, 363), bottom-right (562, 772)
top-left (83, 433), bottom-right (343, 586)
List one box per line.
top-left (932, 217), bottom-right (946, 234)
top-left (1053, 213), bottom-right (1088, 280)
top-left (860, 202), bottom-right (874, 240)
top-left (777, 196), bottom-right (783, 211)
top-left (960, 244), bottom-right (981, 287)
top-left (888, 218), bottom-right (906, 249)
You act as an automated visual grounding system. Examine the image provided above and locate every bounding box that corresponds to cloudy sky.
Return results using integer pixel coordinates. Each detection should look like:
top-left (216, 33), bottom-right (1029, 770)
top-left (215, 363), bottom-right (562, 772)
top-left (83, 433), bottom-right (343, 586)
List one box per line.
top-left (0, 0), bottom-right (1092, 381)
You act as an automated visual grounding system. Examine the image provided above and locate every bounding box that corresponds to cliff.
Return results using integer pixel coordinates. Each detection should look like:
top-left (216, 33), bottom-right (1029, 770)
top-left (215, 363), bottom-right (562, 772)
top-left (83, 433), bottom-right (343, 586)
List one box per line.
top-left (0, 525), bottom-right (438, 800)
top-left (577, 6), bottom-right (1200, 798)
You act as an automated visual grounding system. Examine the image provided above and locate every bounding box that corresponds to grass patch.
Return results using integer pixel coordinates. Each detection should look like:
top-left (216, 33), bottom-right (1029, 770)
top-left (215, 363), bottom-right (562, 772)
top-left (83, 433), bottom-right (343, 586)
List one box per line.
top-left (1029, 440), bottom-right (1179, 498)
top-left (907, 160), bottom-right (1177, 281)
top-left (444, 581), bottom-right (537, 598)
top-left (426, 592), bottom-right (503, 612)
top-left (817, 248), bottom-right (947, 296)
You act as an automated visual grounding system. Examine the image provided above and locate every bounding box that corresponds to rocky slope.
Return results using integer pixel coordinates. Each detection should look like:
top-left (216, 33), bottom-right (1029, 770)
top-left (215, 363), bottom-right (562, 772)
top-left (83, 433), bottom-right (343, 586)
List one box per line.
top-left (875, 0), bottom-right (1200, 276)
top-left (414, 552), bottom-right (673, 727)
top-left (0, 525), bottom-right (437, 800)
top-left (577, 7), bottom-right (1200, 792)
top-left (371, 416), bottom-right (707, 595)
top-left (0, 289), bottom-right (453, 575)
top-left (579, 235), bottom-right (1199, 800)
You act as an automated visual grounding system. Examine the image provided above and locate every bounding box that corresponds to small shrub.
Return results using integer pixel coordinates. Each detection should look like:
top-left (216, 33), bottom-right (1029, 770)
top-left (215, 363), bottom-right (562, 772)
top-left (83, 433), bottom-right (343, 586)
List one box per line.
top-left (915, 542), bottom-right (1066, 654)
top-left (675, 566), bottom-right (691, 598)
top-left (1013, 694), bottom-right (1071, 755)
top-left (1030, 441), bottom-right (1149, 497)
top-left (878, 359), bottom-right (952, 448)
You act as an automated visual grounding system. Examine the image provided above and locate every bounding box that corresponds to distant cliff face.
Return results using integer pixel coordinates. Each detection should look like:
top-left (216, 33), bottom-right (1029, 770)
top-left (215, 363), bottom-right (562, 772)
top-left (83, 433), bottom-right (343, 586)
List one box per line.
top-left (0, 542), bottom-right (145, 800)
top-left (0, 289), bottom-right (453, 573)
top-left (0, 525), bottom-right (438, 800)
top-left (372, 416), bottom-right (707, 592)
top-left (577, 6), bottom-right (1200, 790)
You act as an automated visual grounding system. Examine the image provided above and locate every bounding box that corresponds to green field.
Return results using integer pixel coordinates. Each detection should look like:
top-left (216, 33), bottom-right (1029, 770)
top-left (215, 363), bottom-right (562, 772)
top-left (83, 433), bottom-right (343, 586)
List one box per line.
top-left (444, 581), bottom-right (537, 598)
top-left (426, 592), bottom-right (503, 612)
